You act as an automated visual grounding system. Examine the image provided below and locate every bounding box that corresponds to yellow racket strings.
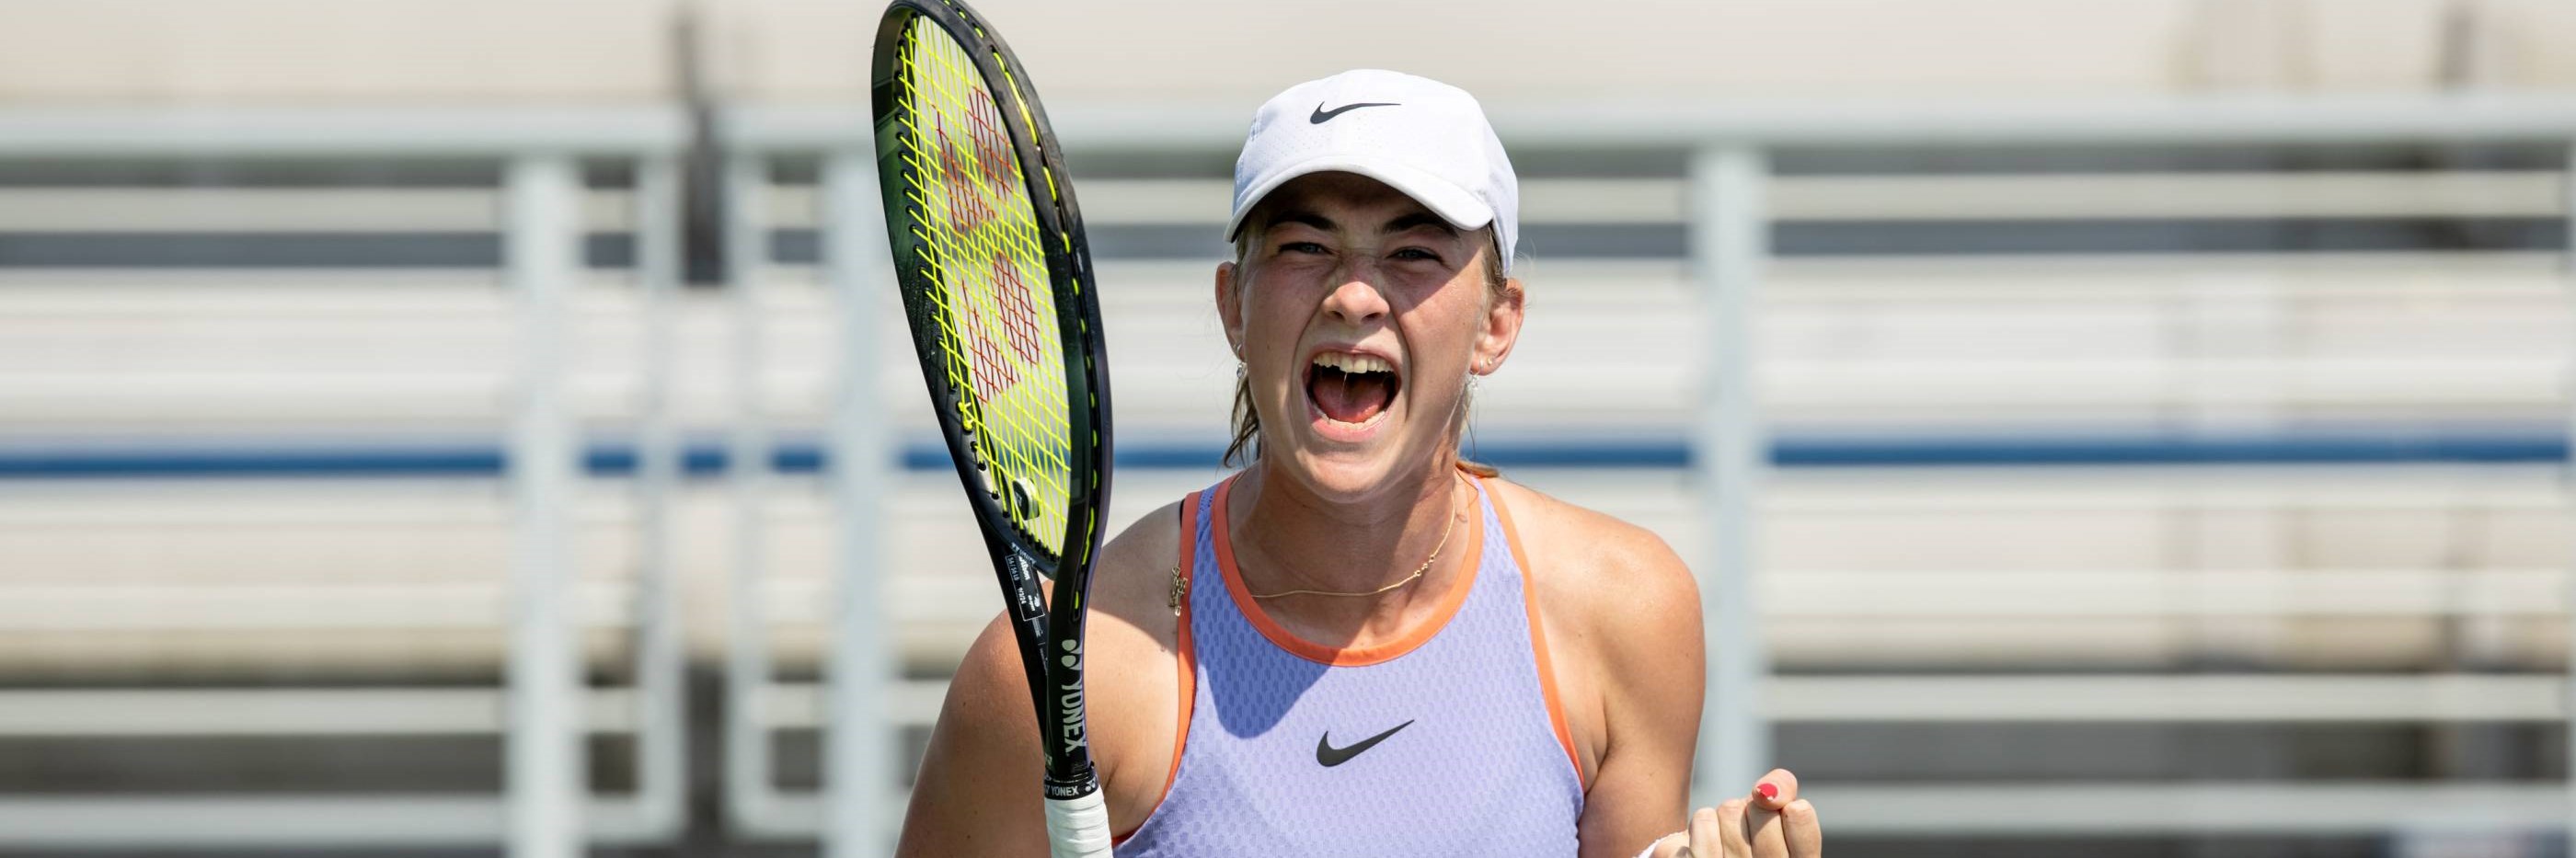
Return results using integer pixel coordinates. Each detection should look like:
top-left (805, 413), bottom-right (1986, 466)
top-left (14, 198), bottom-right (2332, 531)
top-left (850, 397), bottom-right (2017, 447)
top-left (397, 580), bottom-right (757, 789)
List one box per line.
top-left (893, 17), bottom-right (1072, 558)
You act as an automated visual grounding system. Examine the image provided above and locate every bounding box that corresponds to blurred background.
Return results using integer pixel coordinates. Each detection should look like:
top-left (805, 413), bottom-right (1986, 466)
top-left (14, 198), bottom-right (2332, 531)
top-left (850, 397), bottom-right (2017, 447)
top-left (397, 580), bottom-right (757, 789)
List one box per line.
top-left (1, 0), bottom-right (2573, 856)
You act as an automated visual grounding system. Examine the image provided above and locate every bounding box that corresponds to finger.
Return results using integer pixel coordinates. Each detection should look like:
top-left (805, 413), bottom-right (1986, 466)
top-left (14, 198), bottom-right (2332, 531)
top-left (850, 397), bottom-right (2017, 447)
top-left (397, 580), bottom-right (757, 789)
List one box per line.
top-left (1715, 797), bottom-right (1755, 858)
top-left (1783, 799), bottom-right (1823, 858)
top-left (1746, 797), bottom-right (1790, 858)
top-left (1688, 806), bottom-right (1721, 858)
top-left (1752, 768), bottom-right (1800, 810)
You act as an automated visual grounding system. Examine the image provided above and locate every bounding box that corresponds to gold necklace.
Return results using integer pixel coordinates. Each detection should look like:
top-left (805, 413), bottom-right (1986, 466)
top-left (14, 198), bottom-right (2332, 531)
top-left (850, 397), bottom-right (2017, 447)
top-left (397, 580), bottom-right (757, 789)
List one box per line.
top-left (1245, 475), bottom-right (1467, 600)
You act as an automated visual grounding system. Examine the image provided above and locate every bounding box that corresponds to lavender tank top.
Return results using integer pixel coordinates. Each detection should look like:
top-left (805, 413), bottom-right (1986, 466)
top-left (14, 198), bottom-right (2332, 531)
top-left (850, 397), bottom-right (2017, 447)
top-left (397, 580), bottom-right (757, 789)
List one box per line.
top-left (1115, 473), bottom-right (1585, 856)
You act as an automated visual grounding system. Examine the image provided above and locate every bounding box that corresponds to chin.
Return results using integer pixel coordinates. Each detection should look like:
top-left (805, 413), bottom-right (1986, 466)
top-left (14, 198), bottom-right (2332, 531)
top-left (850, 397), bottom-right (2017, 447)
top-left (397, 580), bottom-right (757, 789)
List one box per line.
top-left (1278, 446), bottom-right (1404, 505)
top-left (1267, 415), bottom-right (1453, 509)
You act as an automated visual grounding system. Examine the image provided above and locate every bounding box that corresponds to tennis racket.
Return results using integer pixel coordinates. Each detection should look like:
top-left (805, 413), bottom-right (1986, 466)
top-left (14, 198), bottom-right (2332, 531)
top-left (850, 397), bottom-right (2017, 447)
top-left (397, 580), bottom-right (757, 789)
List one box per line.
top-left (869, 1), bottom-right (1116, 855)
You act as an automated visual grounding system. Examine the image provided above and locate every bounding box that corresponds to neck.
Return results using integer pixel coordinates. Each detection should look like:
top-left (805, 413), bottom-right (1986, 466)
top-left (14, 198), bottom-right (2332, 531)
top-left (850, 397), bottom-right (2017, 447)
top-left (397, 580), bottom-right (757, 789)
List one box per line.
top-left (1226, 456), bottom-right (1474, 636)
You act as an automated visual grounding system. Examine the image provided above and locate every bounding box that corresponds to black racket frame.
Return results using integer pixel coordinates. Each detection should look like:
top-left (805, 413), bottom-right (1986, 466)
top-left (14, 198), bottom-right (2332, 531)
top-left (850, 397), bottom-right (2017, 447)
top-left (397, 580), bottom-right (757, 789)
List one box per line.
top-left (868, 0), bottom-right (1114, 800)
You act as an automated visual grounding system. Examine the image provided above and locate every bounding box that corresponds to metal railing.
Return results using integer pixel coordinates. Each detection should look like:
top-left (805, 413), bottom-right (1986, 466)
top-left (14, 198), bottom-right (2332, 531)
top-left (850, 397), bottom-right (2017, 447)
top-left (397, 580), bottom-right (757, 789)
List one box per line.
top-left (0, 109), bottom-right (704, 854)
top-left (1633, 100), bottom-right (2576, 843)
top-left (709, 122), bottom-right (901, 858)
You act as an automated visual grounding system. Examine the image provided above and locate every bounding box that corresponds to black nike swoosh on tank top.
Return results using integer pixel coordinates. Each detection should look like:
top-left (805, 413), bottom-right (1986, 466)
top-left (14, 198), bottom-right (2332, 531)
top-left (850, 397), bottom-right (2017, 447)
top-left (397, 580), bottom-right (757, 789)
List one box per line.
top-left (1315, 719), bottom-right (1416, 767)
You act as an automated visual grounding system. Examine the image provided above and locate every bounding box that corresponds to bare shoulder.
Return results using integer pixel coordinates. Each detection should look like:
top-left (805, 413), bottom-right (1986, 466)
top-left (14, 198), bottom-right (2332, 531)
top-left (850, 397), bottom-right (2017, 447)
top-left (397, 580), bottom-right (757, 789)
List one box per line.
top-left (1087, 494), bottom-right (1195, 634)
top-left (1485, 476), bottom-right (1699, 636)
top-left (1483, 477), bottom-right (1701, 732)
top-left (1079, 494), bottom-right (1190, 698)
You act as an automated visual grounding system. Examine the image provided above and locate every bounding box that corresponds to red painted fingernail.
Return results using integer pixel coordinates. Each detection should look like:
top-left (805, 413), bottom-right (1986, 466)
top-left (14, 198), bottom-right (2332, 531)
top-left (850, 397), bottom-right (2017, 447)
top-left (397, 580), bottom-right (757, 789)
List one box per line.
top-left (1755, 783), bottom-right (1778, 800)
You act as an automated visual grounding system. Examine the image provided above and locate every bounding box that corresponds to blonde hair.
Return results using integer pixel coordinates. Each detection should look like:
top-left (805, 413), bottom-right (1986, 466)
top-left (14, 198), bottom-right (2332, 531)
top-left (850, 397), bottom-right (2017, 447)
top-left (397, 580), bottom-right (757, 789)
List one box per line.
top-left (1221, 212), bottom-right (1517, 478)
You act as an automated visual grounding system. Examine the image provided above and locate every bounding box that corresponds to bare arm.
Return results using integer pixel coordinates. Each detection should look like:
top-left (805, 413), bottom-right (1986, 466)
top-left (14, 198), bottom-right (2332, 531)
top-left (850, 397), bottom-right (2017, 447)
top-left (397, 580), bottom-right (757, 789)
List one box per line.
top-left (1572, 533), bottom-right (1707, 858)
top-left (895, 614), bottom-right (1049, 858)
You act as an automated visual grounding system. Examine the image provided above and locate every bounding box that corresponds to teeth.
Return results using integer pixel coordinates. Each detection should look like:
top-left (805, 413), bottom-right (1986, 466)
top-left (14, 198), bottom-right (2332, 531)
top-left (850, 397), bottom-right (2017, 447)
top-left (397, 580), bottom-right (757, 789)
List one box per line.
top-left (1310, 352), bottom-right (1394, 375)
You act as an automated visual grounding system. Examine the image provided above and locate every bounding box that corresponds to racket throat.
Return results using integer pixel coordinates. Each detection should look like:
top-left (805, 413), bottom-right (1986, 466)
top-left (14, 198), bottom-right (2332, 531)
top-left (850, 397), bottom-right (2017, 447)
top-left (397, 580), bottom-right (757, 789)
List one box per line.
top-left (1006, 551), bottom-right (1047, 603)
top-left (1041, 644), bottom-right (1092, 772)
top-left (1042, 768), bottom-right (1100, 800)
top-left (1051, 681), bottom-right (1088, 748)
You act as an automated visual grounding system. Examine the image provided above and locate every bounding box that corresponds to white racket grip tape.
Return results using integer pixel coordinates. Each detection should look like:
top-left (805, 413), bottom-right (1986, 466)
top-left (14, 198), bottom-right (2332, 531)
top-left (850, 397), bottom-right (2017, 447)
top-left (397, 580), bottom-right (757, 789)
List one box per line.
top-left (1044, 790), bottom-right (1115, 858)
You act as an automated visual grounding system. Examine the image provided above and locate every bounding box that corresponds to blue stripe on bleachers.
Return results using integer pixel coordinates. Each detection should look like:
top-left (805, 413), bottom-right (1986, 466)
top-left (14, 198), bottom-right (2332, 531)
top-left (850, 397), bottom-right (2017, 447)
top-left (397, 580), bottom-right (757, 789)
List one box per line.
top-left (0, 426), bottom-right (2561, 478)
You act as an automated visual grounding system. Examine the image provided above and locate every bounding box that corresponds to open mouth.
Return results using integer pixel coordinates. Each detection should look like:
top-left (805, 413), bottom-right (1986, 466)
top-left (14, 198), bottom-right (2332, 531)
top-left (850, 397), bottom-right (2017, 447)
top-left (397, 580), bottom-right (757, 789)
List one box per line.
top-left (1305, 350), bottom-right (1402, 426)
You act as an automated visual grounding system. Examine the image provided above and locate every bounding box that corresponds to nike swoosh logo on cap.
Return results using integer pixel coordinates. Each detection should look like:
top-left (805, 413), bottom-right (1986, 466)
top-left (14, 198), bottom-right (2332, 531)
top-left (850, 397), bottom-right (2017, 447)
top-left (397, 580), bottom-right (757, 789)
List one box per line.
top-left (1315, 719), bottom-right (1414, 767)
top-left (1309, 101), bottom-right (1398, 124)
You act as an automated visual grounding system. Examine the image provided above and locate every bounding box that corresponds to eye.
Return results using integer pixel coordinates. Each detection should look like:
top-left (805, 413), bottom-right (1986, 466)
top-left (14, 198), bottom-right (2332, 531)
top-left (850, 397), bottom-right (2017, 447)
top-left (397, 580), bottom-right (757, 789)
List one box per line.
top-left (1391, 246), bottom-right (1444, 263)
top-left (1278, 241), bottom-right (1328, 256)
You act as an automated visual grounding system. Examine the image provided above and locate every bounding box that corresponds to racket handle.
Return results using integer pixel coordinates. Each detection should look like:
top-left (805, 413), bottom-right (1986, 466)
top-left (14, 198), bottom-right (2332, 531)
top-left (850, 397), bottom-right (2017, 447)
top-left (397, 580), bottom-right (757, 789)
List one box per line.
top-left (1043, 789), bottom-right (1115, 858)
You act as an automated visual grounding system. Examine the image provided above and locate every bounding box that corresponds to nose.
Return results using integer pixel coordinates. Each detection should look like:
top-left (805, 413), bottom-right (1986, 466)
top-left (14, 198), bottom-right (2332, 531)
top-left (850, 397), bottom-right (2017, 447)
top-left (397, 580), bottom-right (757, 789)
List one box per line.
top-left (1319, 272), bottom-right (1390, 327)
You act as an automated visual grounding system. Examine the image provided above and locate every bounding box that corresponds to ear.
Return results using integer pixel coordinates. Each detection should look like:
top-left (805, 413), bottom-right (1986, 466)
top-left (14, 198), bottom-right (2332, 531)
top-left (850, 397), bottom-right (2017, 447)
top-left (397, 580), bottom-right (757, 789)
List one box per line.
top-left (1471, 276), bottom-right (1524, 376)
top-left (1214, 259), bottom-right (1245, 360)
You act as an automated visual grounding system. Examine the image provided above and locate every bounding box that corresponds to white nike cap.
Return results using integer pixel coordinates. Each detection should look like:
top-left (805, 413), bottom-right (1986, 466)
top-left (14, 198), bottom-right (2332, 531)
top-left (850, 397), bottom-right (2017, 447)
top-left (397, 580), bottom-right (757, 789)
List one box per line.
top-left (1228, 69), bottom-right (1518, 274)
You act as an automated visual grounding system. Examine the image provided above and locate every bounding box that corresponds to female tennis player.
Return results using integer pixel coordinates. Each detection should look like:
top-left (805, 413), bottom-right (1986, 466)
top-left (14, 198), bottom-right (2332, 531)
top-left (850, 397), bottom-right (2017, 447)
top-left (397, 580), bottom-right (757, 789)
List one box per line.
top-left (898, 69), bottom-right (1823, 858)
